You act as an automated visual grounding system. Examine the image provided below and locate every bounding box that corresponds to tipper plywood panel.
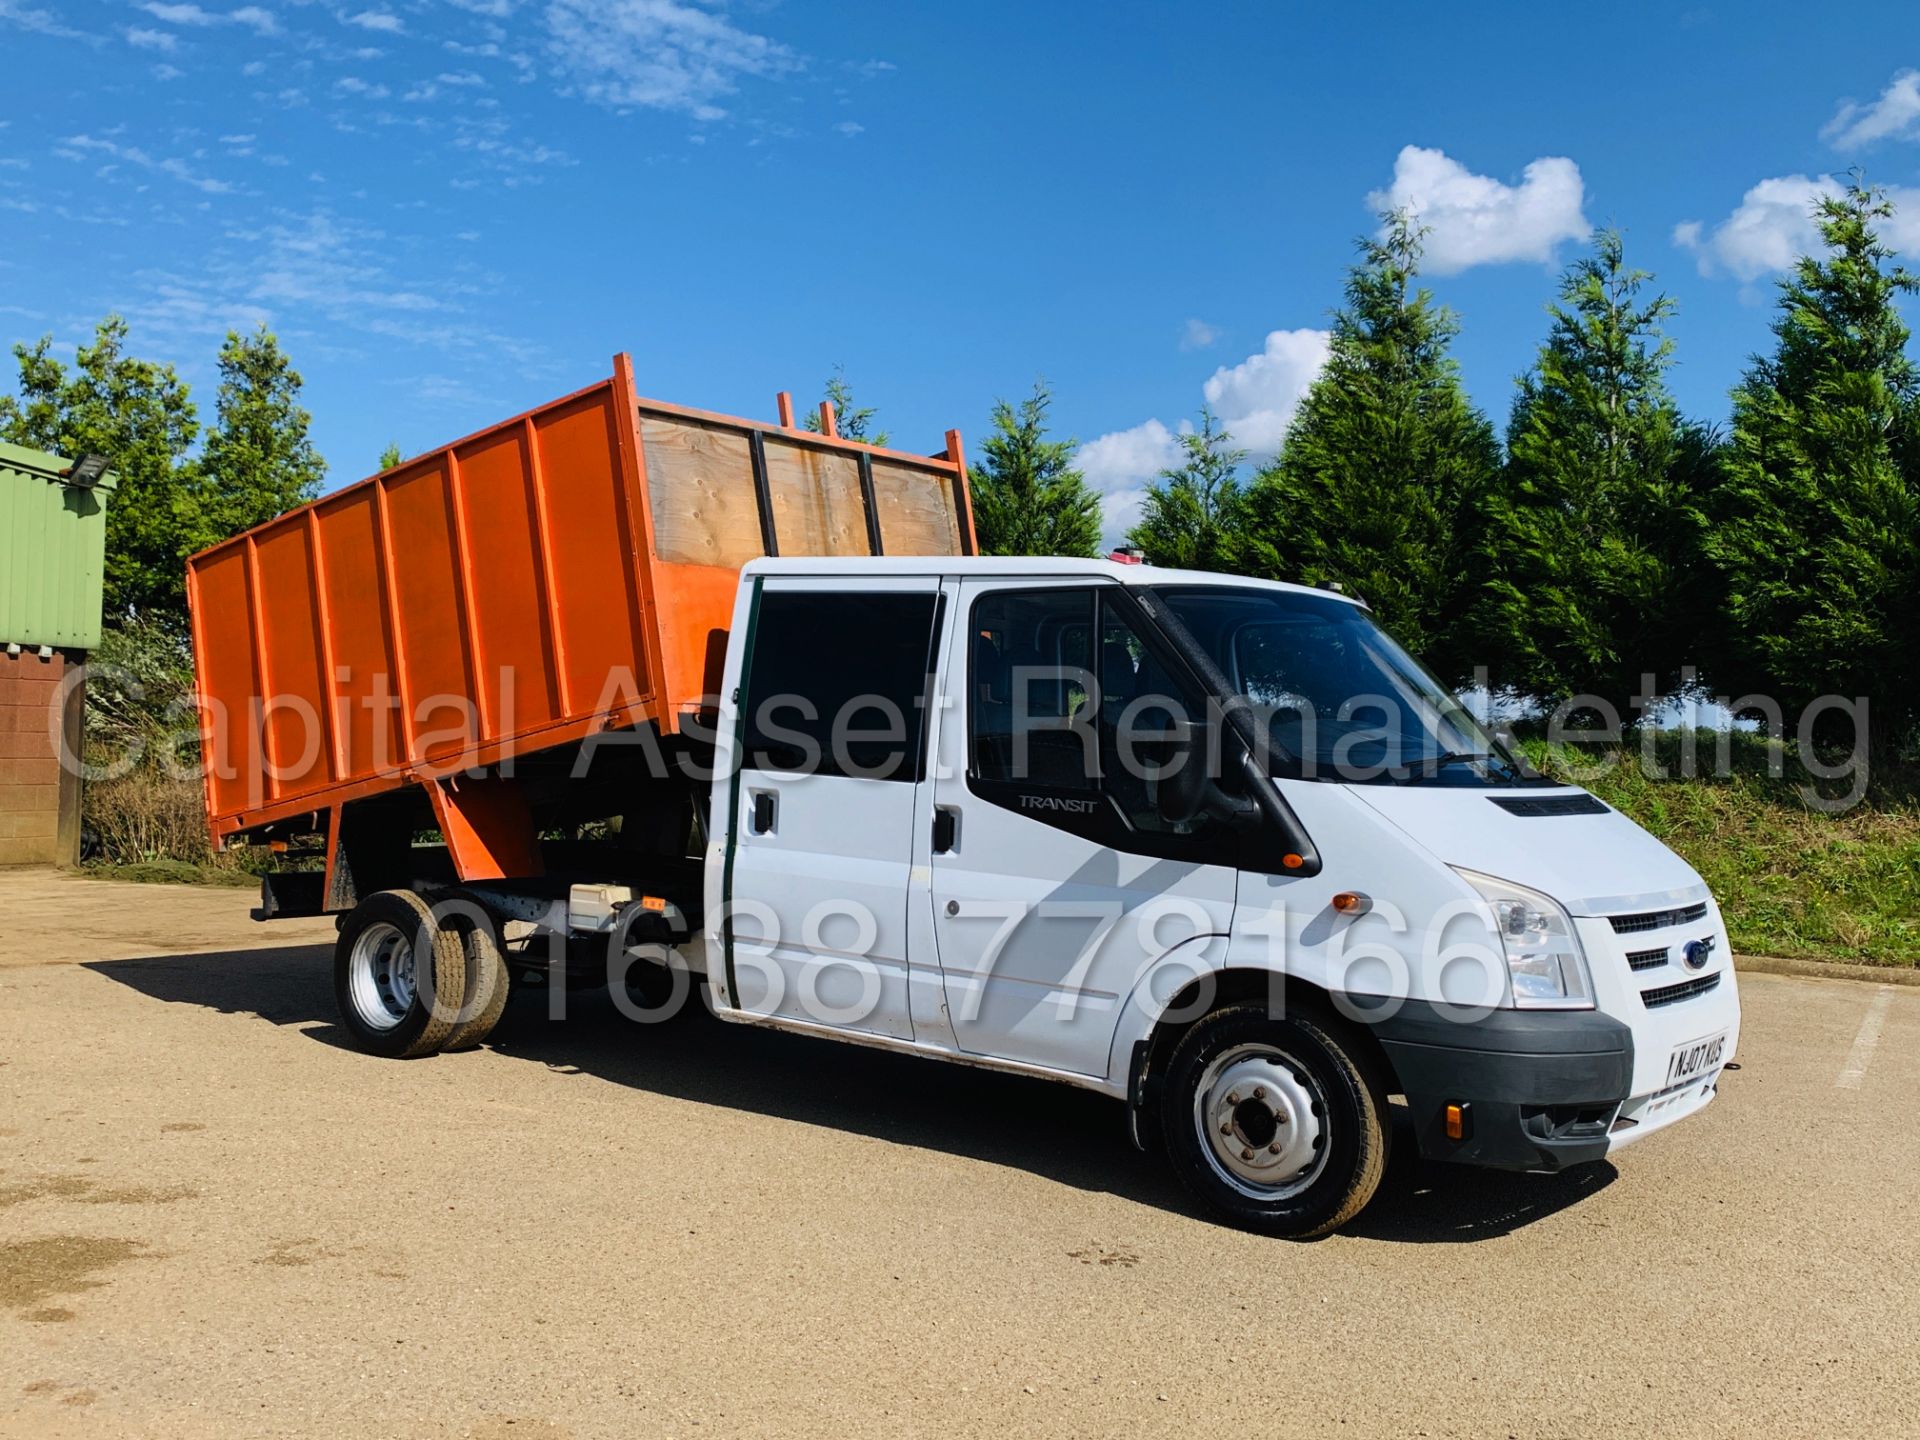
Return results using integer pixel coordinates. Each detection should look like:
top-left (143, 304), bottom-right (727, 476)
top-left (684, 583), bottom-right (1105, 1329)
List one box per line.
top-left (188, 354), bottom-right (976, 842)
top-left (763, 438), bottom-right (867, 556)
top-left (872, 456), bottom-right (964, 555)
top-left (639, 416), bottom-right (762, 570)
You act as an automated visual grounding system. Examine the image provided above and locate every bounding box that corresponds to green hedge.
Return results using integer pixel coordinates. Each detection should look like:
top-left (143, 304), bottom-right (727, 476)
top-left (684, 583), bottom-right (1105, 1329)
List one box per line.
top-left (1525, 733), bottom-right (1919, 966)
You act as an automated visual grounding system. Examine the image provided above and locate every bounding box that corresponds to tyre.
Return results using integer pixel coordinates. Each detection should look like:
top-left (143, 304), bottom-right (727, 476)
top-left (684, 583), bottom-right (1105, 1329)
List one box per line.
top-left (614, 948), bottom-right (693, 1017)
top-left (437, 895), bottom-right (511, 1053)
top-left (1159, 1003), bottom-right (1389, 1239)
top-left (333, 890), bottom-right (469, 1058)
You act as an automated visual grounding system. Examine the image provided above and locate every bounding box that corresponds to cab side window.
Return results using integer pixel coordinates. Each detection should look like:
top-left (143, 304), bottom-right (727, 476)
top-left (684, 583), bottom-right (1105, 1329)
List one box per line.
top-left (969, 588), bottom-right (1097, 791)
top-left (742, 589), bottom-right (943, 781)
top-left (967, 586), bottom-right (1228, 860)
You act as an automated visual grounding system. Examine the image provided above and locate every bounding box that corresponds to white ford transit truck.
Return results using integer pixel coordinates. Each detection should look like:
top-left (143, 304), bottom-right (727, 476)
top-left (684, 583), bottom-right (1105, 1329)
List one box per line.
top-left (200, 375), bottom-right (1739, 1238)
top-left (677, 558), bottom-right (1741, 1236)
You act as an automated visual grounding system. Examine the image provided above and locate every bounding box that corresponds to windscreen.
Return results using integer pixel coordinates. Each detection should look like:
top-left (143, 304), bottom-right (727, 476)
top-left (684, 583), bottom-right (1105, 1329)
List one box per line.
top-left (1151, 585), bottom-right (1525, 785)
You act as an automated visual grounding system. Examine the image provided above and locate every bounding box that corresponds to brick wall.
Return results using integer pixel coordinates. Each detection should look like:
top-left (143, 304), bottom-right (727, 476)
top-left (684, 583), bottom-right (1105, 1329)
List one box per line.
top-left (0, 647), bottom-right (82, 866)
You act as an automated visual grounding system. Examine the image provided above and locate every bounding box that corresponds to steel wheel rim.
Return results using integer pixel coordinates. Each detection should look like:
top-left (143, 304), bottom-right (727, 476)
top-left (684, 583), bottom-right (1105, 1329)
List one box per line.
top-left (1192, 1042), bottom-right (1330, 1201)
top-left (348, 921), bottom-right (416, 1031)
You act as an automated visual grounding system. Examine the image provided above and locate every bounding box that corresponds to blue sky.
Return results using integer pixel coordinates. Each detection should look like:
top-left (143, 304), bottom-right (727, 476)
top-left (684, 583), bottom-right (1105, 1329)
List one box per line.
top-left (5, 0), bottom-right (1920, 542)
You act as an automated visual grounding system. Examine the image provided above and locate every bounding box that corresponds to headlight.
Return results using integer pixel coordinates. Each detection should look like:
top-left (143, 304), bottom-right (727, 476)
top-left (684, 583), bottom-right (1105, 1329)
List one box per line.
top-left (1451, 868), bottom-right (1594, 1010)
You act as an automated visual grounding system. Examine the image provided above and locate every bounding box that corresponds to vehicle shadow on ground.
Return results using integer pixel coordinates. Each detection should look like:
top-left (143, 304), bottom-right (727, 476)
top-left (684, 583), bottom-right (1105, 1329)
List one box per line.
top-left (87, 945), bottom-right (1615, 1245)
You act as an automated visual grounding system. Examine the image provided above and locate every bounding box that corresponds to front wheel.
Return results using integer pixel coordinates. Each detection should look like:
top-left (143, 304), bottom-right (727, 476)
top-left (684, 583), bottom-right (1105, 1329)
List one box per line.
top-left (1160, 1004), bottom-right (1389, 1238)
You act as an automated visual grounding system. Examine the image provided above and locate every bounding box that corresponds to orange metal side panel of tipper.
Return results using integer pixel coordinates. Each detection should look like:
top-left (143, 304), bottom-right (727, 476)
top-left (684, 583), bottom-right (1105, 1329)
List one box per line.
top-left (186, 353), bottom-right (976, 853)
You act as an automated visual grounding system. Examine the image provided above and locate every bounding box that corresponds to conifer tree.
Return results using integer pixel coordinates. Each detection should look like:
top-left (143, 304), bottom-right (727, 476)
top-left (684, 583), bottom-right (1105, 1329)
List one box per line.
top-left (971, 381), bottom-right (1102, 558)
top-left (1234, 211), bottom-right (1500, 682)
top-left (1478, 229), bottom-right (1714, 718)
top-left (804, 367), bottom-right (888, 446)
top-left (1707, 178), bottom-right (1920, 744)
top-left (1128, 407), bottom-right (1246, 571)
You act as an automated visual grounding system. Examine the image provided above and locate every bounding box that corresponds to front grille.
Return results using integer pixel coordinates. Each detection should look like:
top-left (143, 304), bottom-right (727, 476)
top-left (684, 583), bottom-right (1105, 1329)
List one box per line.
top-left (1641, 972), bottom-right (1721, 1008)
top-left (1626, 946), bottom-right (1669, 972)
top-left (1610, 901), bottom-right (1709, 935)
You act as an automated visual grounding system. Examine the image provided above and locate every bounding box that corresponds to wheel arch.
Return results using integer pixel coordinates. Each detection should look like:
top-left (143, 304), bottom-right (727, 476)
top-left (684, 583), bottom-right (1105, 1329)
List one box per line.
top-left (1113, 961), bottom-right (1401, 1150)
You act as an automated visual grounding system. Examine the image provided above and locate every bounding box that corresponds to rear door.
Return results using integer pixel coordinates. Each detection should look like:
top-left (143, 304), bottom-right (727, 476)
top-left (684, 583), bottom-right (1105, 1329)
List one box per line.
top-left (716, 576), bottom-right (945, 1040)
top-left (925, 581), bottom-right (1238, 1076)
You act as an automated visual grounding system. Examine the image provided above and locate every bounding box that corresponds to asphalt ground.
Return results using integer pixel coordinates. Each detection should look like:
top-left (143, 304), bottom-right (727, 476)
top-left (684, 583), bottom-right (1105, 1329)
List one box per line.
top-left (2, 869), bottom-right (1916, 1438)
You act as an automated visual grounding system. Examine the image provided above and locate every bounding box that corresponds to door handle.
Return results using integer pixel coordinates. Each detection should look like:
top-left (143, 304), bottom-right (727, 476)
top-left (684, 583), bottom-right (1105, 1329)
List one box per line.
top-left (750, 791), bottom-right (776, 835)
top-left (931, 806), bottom-right (958, 854)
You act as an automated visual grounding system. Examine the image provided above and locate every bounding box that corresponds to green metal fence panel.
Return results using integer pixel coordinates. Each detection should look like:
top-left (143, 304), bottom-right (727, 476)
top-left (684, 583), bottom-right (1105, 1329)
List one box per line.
top-left (0, 441), bottom-right (114, 651)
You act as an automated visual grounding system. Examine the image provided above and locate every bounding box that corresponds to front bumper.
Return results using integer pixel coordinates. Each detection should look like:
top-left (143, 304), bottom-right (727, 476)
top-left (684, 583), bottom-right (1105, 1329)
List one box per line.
top-left (1368, 1002), bottom-right (1634, 1171)
top-left (1367, 913), bottom-right (1741, 1174)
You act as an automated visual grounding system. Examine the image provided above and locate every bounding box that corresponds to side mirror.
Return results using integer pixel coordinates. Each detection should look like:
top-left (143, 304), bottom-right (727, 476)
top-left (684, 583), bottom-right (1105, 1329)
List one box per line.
top-left (1155, 719), bottom-right (1261, 831)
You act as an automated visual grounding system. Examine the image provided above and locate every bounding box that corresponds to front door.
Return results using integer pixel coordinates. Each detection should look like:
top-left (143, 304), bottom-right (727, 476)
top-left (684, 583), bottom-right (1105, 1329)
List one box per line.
top-left (926, 581), bottom-right (1238, 1076)
top-left (720, 576), bottom-right (945, 1040)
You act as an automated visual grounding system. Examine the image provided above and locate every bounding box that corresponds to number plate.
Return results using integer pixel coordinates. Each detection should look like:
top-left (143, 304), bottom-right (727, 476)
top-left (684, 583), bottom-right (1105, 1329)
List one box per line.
top-left (1665, 1030), bottom-right (1728, 1090)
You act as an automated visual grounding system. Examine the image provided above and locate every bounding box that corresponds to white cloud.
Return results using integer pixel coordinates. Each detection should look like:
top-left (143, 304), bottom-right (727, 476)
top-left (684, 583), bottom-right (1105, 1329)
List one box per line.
top-left (1201, 327), bottom-right (1332, 455)
top-left (125, 24), bottom-right (179, 49)
top-left (1075, 326), bottom-right (1331, 545)
top-left (1366, 144), bottom-right (1590, 274)
top-left (833, 120), bottom-right (863, 137)
top-left (141, 2), bottom-right (215, 23)
top-left (152, 61), bottom-right (184, 79)
top-left (437, 70), bottom-right (485, 86)
top-left (1179, 317), bottom-right (1220, 351)
top-left (139, 1), bottom-right (278, 32)
top-left (446, 35), bottom-right (535, 75)
top-left (1675, 174), bottom-right (1920, 280)
top-left (545, 0), bottom-right (801, 118)
top-left (1076, 418), bottom-right (1184, 544)
top-left (55, 133), bottom-right (234, 193)
top-left (242, 213), bottom-right (442, 312)
top-left (0, 0), bottom-right (92, 39)
top-left (335, 75), bottom-right (390, 98)
top-left (1822, 69), bottom-right (1920, 149)
top-left (343, 8), bottom-right (403, 32)
top-left (1674, 176), bottom-right (1825, 279)
top-left (110, 209), bottom-right (532, 369)
top-left (1079, 419), bottom-right (1183, 494)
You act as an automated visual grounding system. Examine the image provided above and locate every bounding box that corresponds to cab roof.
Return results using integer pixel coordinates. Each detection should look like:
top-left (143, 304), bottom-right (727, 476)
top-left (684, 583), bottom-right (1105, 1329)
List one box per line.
top-left (740, 555), bottom-right (1366, 606)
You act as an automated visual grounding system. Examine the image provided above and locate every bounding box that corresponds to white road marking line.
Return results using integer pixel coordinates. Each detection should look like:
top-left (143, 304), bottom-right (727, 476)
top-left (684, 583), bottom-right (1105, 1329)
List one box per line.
top-left (1835, 986), bottom-right (1895, 1090)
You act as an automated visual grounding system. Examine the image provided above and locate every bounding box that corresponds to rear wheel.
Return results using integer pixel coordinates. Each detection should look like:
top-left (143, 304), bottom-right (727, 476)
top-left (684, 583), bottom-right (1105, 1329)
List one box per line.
top-left (439, 896), bottom-right (510, 1052)
top-left (1160, 1003), bottom-right (1389, 1238)
top-left (334, 890), bottom-right (468, 1058)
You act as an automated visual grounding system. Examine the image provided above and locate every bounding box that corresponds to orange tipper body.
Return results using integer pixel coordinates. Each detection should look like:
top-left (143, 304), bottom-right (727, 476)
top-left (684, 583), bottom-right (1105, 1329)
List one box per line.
top-left (186, 354), bottom-right (976, 848)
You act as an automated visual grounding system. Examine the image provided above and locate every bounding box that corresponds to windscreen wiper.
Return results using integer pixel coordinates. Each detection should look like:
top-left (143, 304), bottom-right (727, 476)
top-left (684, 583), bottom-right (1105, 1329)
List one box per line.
top-left (1402, 750), bottom-right (1512, 781)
